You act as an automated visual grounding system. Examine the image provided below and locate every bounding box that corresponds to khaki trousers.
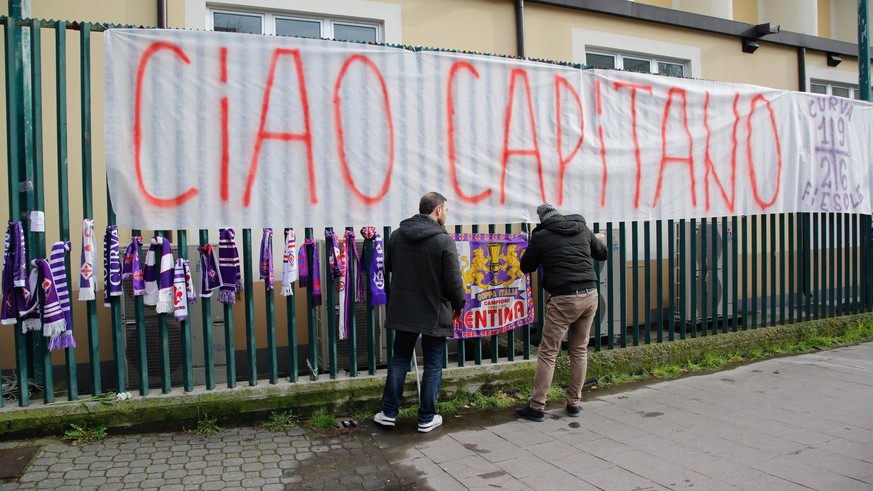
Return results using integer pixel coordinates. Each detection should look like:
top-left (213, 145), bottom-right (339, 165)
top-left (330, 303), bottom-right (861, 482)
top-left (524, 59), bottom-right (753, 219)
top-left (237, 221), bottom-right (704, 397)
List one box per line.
top-left (529, 289), bottom-right (599, 411)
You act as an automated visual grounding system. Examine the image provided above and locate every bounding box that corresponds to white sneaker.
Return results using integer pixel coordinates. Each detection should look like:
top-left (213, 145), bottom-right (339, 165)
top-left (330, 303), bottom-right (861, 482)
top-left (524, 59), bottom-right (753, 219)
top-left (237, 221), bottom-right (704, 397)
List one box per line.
top-left (373, 412), bottom-right (395, 427)
top-left (418, 414), bottom-right (443, 433)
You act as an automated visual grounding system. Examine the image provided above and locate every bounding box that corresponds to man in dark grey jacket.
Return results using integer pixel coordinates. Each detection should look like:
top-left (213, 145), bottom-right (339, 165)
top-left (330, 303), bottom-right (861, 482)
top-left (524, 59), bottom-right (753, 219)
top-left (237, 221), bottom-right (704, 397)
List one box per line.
top-left (515, 203), bottom-right (608, 422)
top-left (374, 192), bottom-right (466, 433)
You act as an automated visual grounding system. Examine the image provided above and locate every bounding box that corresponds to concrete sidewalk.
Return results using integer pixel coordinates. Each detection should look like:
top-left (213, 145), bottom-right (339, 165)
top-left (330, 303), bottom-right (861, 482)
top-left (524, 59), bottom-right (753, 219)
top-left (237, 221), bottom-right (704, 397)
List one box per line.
top-left (1, 342), bottom-right (872, 490)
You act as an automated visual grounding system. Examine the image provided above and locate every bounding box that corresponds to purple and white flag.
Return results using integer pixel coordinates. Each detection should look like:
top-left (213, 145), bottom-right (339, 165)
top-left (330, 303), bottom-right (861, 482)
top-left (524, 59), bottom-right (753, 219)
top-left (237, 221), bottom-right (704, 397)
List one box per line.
top-left (103, 226), bottom-right (123, 307)
top-left (78, 219), bottom-right (96, 301)
top-left (281, 229), bottom-right (298, 296)
top-left (260, 228), bottom-right (274, 290)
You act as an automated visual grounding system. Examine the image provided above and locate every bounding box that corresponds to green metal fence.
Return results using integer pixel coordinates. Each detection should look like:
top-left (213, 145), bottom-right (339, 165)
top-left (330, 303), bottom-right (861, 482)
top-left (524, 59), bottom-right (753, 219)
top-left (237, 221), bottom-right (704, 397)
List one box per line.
top-left (2, 16), bottom-right (872, 409)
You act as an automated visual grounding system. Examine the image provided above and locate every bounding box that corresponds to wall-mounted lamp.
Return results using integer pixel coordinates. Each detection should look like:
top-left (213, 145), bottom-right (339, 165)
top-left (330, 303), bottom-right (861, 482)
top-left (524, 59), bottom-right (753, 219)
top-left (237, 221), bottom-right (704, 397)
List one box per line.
top-left (742, 38), bottom-right (760, 54)
top-left (827, 52), bottom-right (842, 67)
top-left (752, 22), bottom-right (780, 37)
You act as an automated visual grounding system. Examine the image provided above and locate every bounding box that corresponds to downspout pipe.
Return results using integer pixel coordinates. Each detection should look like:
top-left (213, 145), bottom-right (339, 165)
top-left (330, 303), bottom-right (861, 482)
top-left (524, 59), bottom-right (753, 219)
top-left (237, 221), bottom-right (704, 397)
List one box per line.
top-left (157, 0), bottom-right (168, 28)
top-left (797, 47), bottom-right (806, 92)
top-left (515, 0), bottom-right (525, 58)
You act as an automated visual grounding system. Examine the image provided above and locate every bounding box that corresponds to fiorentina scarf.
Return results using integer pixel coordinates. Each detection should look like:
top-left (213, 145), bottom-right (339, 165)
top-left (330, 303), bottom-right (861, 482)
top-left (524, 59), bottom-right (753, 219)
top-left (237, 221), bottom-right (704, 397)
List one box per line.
top-left (144, 236), bottom-right (174, 314)
top-left (281, 229), bottom-right (298, 296)
top-left (22, 259), bottom-right (67, 338)
top-left (297, 238), bottom-right (321, 306)
top-left (325, 230), bottom-right (346, 338)
top-left (103, 226), bottom-right (123, 307)
top-left (122, 236), bottom-right (146, 296)
top-left (1, 221), bottom-right (28, 325)
top-left (339, 230), bottom-right (363, 341)
top-left (360, 226), bottom-right (387, 306)
top-left (198, 244), bottom-right (222, 298)
top-left (78, 219), bottom-right (96, 301)
top-left (260, 228), bottom-right (274, 290)
top-left (48, 241), bottom-right (76, 350)
top-left (173, 258), bottom-right (195, 322)
top-left (218, 228), bottom-right (242, 304)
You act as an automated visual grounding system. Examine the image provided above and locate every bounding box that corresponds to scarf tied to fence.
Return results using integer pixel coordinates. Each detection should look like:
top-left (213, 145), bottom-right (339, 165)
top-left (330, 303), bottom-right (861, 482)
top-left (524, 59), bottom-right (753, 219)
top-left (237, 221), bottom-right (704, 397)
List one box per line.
top-left (78, 219), bottom-right (97, 301)
top-left (297, 238), bottom-right (321, 306)
top-left (198, 244), bottom-right (222, 298)
top-left (21, 259), bottom-right (67, 341)
top-left (103, 226), bottom-right (123, 307)
top-left (48, 241), bottom-right (76, 350)
top-left (1, 221), bottom-right (28, 325)
top-left (325, 231), bottom-right (346, 338)
top-left (122, 236), bottom-right (145, 296)
top-left (144, 236), bottom-right (174, 314)
top-left (218, 228), bottom-right (242, 304)
top-left (341, 230), bottom-right (364, 340)
top-left (360, 226), bottom-right (387, 306)
top-left (281, 229), bottom-right (298, 296)
top-left (173, 258), bottom-right (196, 322)
top-left (260, 228), bottom-right (274, 290)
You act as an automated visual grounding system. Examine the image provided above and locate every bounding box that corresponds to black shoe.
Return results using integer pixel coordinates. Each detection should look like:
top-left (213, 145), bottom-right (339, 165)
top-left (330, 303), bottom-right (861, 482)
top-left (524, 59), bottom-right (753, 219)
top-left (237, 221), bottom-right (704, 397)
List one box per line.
top-left (515, 406), bottom-right (545, 422)
top-left (566, 404), bottom-right (582, 417)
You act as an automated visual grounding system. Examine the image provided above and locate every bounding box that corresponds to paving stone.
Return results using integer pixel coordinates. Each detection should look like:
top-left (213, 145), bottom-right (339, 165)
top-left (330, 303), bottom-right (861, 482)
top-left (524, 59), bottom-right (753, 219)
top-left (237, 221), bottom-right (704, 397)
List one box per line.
top-left (182, 475), bottom-right (207, 485)
top-left (81, 476), bottom-right (108, 487)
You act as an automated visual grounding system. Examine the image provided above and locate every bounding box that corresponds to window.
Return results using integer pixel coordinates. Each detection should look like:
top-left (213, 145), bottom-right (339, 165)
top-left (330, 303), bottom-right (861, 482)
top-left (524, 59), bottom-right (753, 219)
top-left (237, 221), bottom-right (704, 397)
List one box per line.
top-left (210, 9), bottom-right (382, 43)
top-left (585, 50), bottom-right (687, 78)
top-left (811, 81), bottom-right (862, 99)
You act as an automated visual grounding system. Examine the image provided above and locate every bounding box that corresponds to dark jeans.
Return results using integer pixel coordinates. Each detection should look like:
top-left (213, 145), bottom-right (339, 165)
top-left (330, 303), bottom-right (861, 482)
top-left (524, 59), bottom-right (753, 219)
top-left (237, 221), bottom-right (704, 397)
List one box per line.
top-left (380, 329), bottom-right (446, 424)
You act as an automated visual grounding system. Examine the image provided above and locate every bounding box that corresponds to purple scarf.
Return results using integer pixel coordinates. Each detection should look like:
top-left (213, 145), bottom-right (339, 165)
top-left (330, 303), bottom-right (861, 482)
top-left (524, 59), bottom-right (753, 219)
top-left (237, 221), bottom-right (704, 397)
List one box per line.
top-left (337, 230), bottom-right (363, 340)
top-left (144, 236), bottom-right (174, 314)
top-left (1, 221), bottom-right (28, 325)
top-left (198, 244), bottom-right (222, 298)
top-left (260, 228), bottom-right (274, 290)
top-left (218, 228), bottom-right (242, 304)
top-left (281, 229), bottom-right (298, 296)
top-left (78, 219), bottom-right (96, 301)
top-left (22, 259), bottom-right (67, 339)
top-left (48, 241), bottom-right (76, 351)
top-left (103, 226), bottom-right (123, 307)
top-left (297, 238), bottom-right (321, 306)
top-left (360, 226), bottom-right (387, 306)
top-left (122, 236), bottom-right (146, 296)
top-left (173, 258), bottom-right (196, 322)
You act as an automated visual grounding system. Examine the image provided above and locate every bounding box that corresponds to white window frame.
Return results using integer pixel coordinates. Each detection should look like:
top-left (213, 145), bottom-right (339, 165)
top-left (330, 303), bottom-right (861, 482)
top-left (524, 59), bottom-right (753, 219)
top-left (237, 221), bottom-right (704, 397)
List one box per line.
top-left (186, 0), bottom-right (402, 44)
top-left (572, 28), bottom-right (702, 79)
top-left (807, 66), bottom-right (868, 100)
top-left (584, 50), bottom-right (688, 77)
top-left (208, 8), bottom-right (384, 42)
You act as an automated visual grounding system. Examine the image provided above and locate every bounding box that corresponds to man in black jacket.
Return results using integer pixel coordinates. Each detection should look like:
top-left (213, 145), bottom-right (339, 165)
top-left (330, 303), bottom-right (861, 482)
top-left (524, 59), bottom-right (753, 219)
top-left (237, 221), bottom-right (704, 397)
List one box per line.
top-left (515, 203), bottom-right (608, 422)
top-left (374, 192), bottom-right (466, 433)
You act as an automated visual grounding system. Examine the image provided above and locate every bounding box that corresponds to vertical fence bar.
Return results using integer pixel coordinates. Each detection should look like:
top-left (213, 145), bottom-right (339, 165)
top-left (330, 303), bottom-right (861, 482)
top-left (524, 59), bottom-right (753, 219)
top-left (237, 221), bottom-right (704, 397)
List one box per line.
top-left (690, 219), bottom-right (698, 336)
top-left (700, 218), bottom-right (708, 336)
top-left (618, 223), bottom-right (627, 347)
top-left (593, 223), bottom-right (601, 351)
top-left (643, 221), bottom-right (651, 344)
top-left (305, 227), bottom-right (317, 379)
top-left (606, 223), bottom-right (615, 349)
top-left (813, 215), bottom-right (820, 318)
top-left (242, 229), bottom-right (257, 386)
top-left (741, 216), bottom-right (748, 329)
top-left (223, 299), bottom-right (235, 387)
top-left (506, 223), bottom-right (515, 360)
top-left (751, 216), bottom-right (759, 328)
top-left (731, 216), bottom-right (738, 331)
top-left (29, 19), bottom-right (54, 402)
top-left (80, 23), bottom-right (100, 396)
top-left (347, 226), bottom-right (358, 376)
top-left (178, 231), bottom-right (193, 391)
top-left (54, 21), bottom-right (77, 400)
top-left (454, 224), bottom-right (465, 366)
top-left (265, 229), bottom-right (277, 384)
top-left (198, 230), bottom-right (215, 389)
top-left (134, 229), bottom-right (148, 395)
top-left (779, 214), bottom-right (786, 324)
top-left (828, 214), bottom-right (836, 316)
top-left (844, 214), bottom-right (851, 314)
top-left (383, 226), bottom-right (393, 364)
top-left (803, 215), bottom-right (811, 321)
top-left (770, 214), bottom-right (777, 324)
top-left (488, 224), bottom-right (498, 363)
top-left (761, 216), bottom-right (768, 325)
top-left (471, 224), bottom-right (482, 365)
top-left (679, 220), bottom-right (687, 339)
top-left (667, 220), bottom-right (675, 341)
top-left (286, 230), bottom-right (298, 382)
top-left (324, 228), bottom-right (337, 379)
top-left (631, 222), bottom-right (639, 346)
top-left (720, 219), bottom-right (727, 333)
top-left (656, 221), bottom-right (664, 343)
top-left (788, 215), bottom-right (795, 324)
top-left (363, 230), bottom-right (376, 374)
top-left (836, 215), bottom-right (843, 316)
top-left (852, 215), bottom-right (859, 314)
top-left (156, 231), bottom-right (171, 394)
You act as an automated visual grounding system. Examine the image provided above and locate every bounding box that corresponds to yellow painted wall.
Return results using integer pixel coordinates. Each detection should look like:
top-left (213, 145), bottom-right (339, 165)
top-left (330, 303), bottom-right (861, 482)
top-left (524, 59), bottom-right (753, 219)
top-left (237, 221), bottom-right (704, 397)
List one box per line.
top-left (395, 0), bottom-right (517, 56)
top-left (818, 0), bottom-right (832, 38)
top-left (732, 0), bottom-right (758, 23)
top-left (0, 0), bottom-right (157, 26)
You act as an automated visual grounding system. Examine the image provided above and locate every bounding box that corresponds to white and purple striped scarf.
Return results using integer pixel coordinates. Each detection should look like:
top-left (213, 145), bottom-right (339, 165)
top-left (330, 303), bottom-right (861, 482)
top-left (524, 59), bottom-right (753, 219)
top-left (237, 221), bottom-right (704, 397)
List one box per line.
top-left (281, 229), bottom-right (298, 296)
top-left (173, 258), bottom-right (195, 322)
top-left (218, 228), bottom-right (242, 304)
top-left (78, 219), bottom-right (97, 301)
top-left (22, 259), bottom-right (67, 339)
top-left (360, 227), bottom-right (387, 306)
top-left (198, 244), bottom-right (222, 298)
top-left (103, 226), bottom-right (123, 307)
top-left (122, 236), bottom-right (145, 296)
top-left (260, 228), bottom-right (274, 290)
top-left (1, 221), bottom-right (28, 325)
top-left (48, 241), bottom-right (76, 351)
top-left (144, 236), bottom-right (174, 314)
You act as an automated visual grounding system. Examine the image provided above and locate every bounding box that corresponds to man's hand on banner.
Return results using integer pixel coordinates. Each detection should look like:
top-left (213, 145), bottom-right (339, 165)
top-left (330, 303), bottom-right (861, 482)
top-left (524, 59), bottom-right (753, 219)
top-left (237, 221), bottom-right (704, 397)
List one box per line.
top-left (594, 232), bottom-right (605, 242)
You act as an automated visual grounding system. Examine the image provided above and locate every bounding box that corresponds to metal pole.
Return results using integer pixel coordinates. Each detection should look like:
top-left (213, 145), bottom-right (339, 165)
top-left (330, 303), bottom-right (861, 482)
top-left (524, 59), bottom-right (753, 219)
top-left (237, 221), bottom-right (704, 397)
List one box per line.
top-left (860, 0), bottom-right (870, 101)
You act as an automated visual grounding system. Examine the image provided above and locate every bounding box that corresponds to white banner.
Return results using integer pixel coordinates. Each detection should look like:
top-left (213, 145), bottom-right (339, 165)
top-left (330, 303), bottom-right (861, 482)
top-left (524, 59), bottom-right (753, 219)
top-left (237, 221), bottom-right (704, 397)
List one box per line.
top-left (104, 29), bottom-right (873, 230)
